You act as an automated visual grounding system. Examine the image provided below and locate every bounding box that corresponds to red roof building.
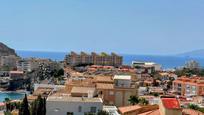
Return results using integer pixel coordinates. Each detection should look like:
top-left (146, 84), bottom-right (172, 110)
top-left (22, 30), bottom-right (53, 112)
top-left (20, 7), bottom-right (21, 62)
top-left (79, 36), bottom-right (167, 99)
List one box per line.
top-left (161, 98), bottom-right (180, 109)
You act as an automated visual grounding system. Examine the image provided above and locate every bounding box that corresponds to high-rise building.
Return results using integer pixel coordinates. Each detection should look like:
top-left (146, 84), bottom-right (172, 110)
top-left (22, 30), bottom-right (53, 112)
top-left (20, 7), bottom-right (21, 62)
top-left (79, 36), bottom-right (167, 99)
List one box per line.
top-left (65, 52), bottom-right (123, 67)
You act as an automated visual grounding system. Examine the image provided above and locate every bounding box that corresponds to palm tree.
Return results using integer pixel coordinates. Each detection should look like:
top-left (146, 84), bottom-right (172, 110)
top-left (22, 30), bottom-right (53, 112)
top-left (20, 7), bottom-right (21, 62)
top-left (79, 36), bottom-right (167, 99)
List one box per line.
top-left (128, 96), bottom-right (139, 105)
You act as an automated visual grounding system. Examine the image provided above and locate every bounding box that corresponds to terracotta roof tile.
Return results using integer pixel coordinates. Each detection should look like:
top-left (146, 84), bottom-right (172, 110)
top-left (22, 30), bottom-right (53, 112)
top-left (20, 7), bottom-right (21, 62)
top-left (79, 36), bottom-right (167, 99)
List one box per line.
top-left (182, 109), bottom-right (204, 115)
top-left (161, 98), bottom-right (180, 109)
top-left (118, 105), bottom-right (141, 114)
top-left (96, 83), bottom-right (114, 90)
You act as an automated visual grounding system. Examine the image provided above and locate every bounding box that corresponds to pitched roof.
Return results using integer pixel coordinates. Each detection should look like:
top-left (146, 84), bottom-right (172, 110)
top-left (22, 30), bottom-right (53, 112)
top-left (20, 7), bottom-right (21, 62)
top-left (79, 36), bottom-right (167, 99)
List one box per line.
top-left (96, 83), bottom-right (114, 90)
top-left (118, 105), bottom-right (142, 114)
top-left (118, 105), bottom-right (159, 115)
top-left (161, 98), bottom-right (180, 109)
top-left (138, 109), bottom-right (160, 115)
top-left (95, 76), bottom-right (113, 83)
top-left (114, 75), bottom-right (131, 80)
top-left (182, 109), bottom-right (204, 115)
top-left (71, 87), bottom-right (96, 94)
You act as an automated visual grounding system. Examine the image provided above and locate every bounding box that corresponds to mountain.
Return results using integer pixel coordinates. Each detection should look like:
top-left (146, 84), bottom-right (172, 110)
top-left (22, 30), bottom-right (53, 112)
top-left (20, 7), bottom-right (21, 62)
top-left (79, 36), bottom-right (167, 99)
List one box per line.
top-left (177, 49), bottom-right (204, 58)
top-left (0, 42), bottom-right (17, 56)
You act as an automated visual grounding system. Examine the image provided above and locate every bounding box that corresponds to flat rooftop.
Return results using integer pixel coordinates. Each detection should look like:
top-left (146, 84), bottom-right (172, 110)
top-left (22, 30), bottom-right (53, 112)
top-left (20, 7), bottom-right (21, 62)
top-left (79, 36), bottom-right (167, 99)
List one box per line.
top-left (95, 76), bottom-right (113, 83)
top-left (96, 83), bottom-right (114, 90)
top-left (9, 71), bottom-right (24, 74)
top-left (71, 87), bottom-right (96, 94)
top-left (114, 75), bottom-right (131, 80)
top-left (47, 95), bottom-right (103, 103)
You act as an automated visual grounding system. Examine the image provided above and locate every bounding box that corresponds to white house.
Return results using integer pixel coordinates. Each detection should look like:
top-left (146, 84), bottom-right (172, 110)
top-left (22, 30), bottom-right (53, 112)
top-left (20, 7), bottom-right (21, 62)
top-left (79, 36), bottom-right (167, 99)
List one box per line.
top-left (132, 61), bottom-right (161, 73)
top-left (34, 83), bottom-right (65, 91)
top-left (46, 95), bottom-right (103, 115)
top-left (103, 106), bottom-right (120, 115)
top-left (113, 75), bottom-right (131, 88)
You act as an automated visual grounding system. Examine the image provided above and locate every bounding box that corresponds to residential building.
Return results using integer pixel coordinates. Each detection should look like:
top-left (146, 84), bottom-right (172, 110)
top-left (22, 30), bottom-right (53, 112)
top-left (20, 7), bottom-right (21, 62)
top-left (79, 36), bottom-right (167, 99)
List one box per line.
top-left (65, 75), bottom-right (138, 107)
top-left (185, 60), bottom-right (199, 69)
top-left (0, 79), bottom-right (10, 88)
top-left (34, 83), bottom-right (65, 91)
top-left (138, 87), bottom-right (148, 96)
top-left (17, 59), bottom-right (33, 72)
top-left (8, 71), bottom-right (27, 90)
top-left (17, 58), bottom-right (51, 72)
top-left (158, 97), bottom-right (182, 115)
top-left (149, 87), bottom-right (164, 95)
top-left (173, 76), bottom-right (204, 96)
top-left (70, 87), bottom-right (97, 97)
top-left (118, 105), bottom-right (158, 115)
top-left (118, 96), bottom-right (203, 115)
top-left (97, 75), bottom-right (138, 107)
top-left (103, 106), bottom-right (120, 115)
top-left (114, 75), bottom-right (131, 88)
top-left (132, 61), bottom-right (161, 73)
top-left (9, 71), bottom-right (24, 80)
top-left (65, 52), bottom-right (123, 67)
top-left (139, 95), bottom-right (160, 105)
top-left (159, 72), bottom-right (178, 81)
top-left (46, 95), bottom-right (103, 115)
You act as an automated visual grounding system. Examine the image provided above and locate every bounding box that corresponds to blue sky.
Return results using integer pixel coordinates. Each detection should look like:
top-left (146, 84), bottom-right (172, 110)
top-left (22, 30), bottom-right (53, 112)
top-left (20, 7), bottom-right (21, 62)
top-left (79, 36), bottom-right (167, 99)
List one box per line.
top-left (0, 0), bottom-right (204, 55)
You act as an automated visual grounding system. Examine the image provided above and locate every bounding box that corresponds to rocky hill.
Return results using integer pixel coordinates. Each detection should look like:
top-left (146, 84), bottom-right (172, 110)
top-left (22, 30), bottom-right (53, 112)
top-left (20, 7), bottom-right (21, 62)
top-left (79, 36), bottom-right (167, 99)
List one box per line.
top-left (177, 49), bottom-right (204, 58)
top-left (0, 42), bottom-right (17, 56)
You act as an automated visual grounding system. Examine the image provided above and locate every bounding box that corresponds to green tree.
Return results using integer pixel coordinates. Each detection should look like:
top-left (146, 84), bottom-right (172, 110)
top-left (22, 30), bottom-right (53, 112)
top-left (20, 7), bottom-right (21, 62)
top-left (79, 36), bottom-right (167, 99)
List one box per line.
top-left (30, 95), bottom-right (46, 115)
top-left (4, 111), bottom-right (12, 115)
top-left (43, 97), bottom-right (46, 115)
top-left (128, 96), bottom-right (139, 105)
top-left (57, 69), bottom-right (64, 76)
top-left (19, 94), bottom-right (30, 115)
top-left (139, 98), bottom-right (149, 105)
top-left (188, 104), bottom-right (199, 110)
top-left (36, 95), bottom-right (46, 115)
top-left (152, 92), bottom-right (159, 97)
top-left (31, 100), bottom-right (37, 115)
top-left (4, 98), bottom-right (11, 112)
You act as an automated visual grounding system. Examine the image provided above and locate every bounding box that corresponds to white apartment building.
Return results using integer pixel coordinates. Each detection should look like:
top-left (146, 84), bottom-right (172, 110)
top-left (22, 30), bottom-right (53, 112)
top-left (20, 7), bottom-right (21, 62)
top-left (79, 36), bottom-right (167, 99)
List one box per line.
top-left (132, 61), bottom-right (161, 73)
top-left (17, 58), bottom-right (40, 72)
top-left (46, 95), bottom-right (103, 115)
top-left (113, 75), bottom-right (131, 88)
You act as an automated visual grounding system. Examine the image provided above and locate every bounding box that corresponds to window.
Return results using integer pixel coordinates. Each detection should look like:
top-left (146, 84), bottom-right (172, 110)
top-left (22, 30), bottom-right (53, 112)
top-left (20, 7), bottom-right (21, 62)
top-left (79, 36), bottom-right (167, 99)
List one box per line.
top-left (90, 107), bottom-right (97, 113)
top-left (78, 106), bottom-right (82, 112)
top-left (186, 84), bottom-right (190, 89)
top-left (54, 108), bottom-right (60, 112)
top-left (109, 101), bottom-right (114, 105)
top-left (109, 91), bottom-right (114, 95)
top-left (67, 112), bottom-right (73, 115)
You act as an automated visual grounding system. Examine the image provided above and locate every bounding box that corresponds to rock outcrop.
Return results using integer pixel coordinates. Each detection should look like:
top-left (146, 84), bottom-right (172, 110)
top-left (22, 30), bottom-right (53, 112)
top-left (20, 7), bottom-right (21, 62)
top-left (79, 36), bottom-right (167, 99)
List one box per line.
top-left (0, 42), bottom-right (17, 56)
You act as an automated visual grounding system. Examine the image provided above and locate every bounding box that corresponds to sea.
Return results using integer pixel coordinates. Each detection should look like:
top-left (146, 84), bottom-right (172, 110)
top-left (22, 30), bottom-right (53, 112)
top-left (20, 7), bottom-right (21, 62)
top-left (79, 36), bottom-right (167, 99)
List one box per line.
top-left (16, 50), bottom-right (204, 69)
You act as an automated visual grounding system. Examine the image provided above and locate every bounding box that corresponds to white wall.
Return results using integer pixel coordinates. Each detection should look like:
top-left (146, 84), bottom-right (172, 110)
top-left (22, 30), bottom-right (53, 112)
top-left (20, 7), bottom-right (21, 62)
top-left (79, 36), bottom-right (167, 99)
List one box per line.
top-left (115, 79), bottom-right (131, 88)
top-left (46, 101), bottom-right (103, 115)
top-left (34, 84), bottom-right (65, 91)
